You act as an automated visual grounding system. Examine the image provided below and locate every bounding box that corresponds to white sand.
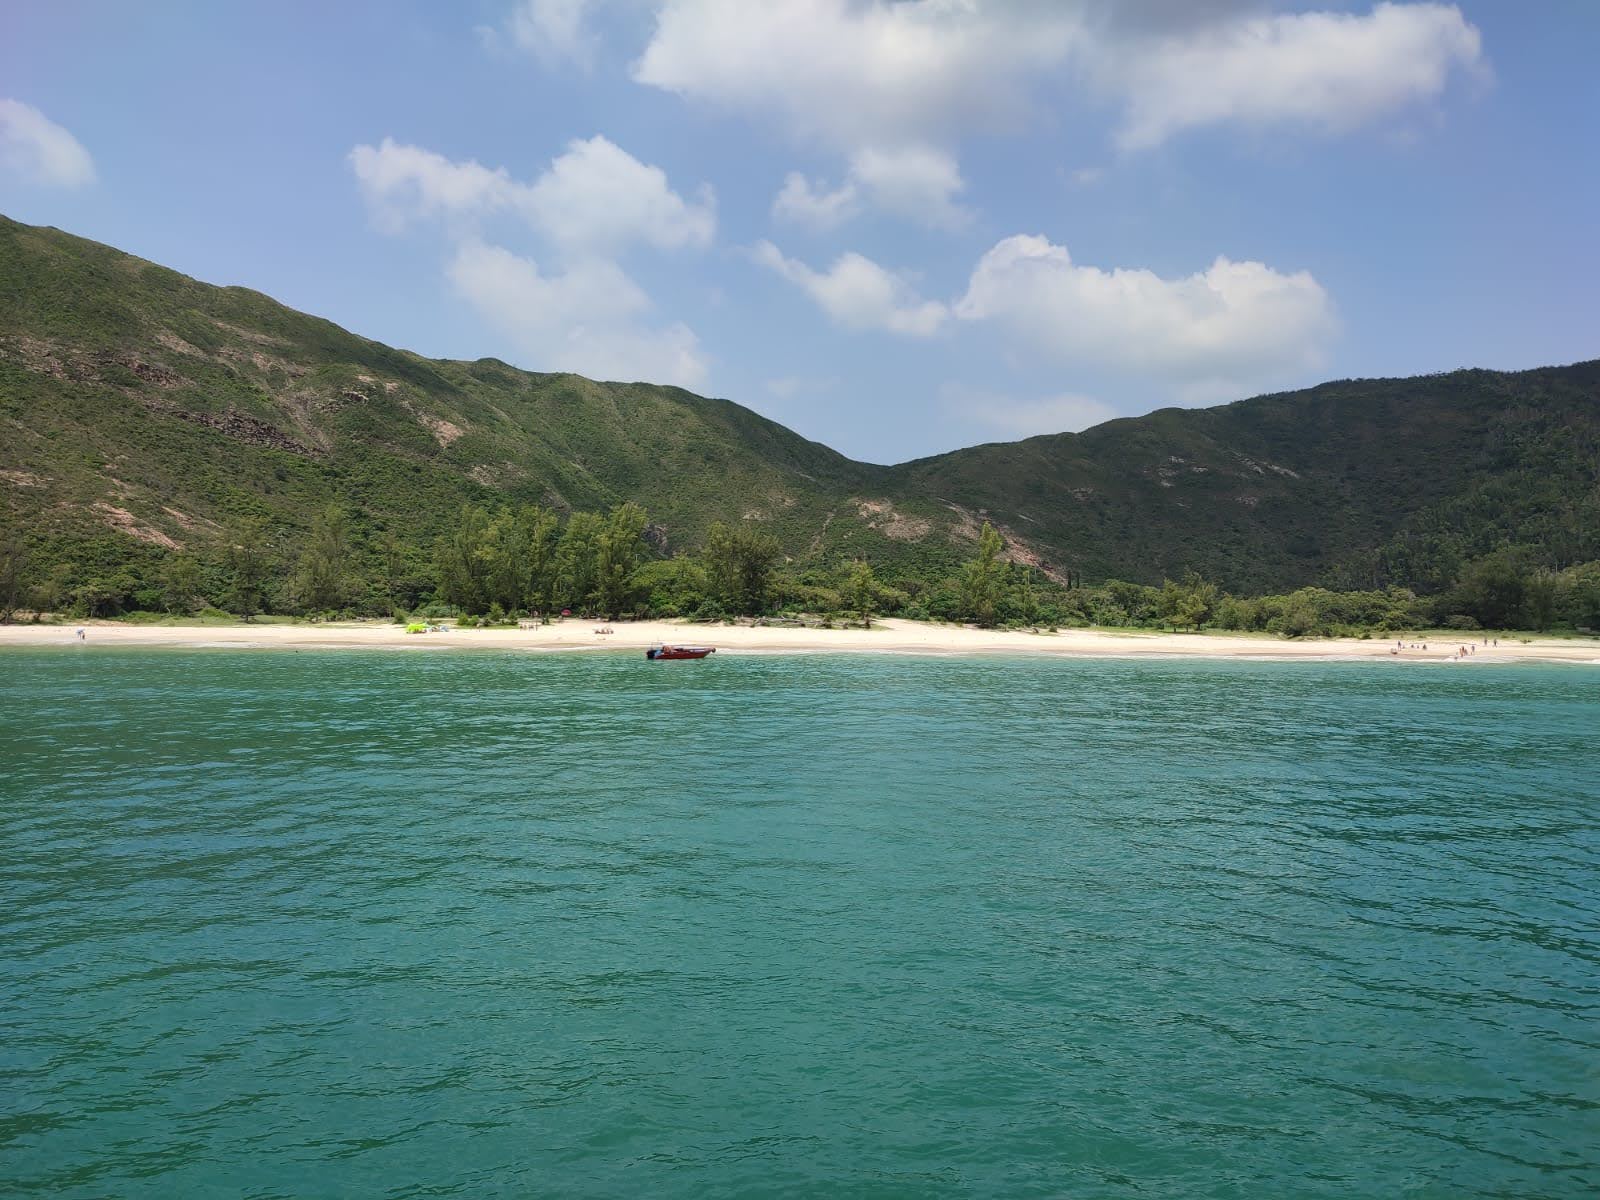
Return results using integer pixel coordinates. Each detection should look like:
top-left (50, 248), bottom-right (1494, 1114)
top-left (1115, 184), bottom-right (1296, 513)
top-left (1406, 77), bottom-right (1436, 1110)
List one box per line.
top-left (2, 618), bottom-right (1595, 664)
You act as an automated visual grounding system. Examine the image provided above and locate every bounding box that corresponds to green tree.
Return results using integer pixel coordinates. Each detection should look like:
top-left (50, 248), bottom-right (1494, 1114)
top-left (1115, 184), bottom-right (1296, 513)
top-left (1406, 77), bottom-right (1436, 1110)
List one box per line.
top-left (30, 564), bottom-right (71, 620)
top-left (1276, 592), bottom-right (1319, 637)
top-left (1560, 561), bottom-right (1600, 629)
top-left (0, 535), bottom-right (27, 623)
top-left (1009, 566), bottom-right (1040, 628)
top-left (226, 518), bottom-right (271, 619)
top-left (378, 529), bottom-right (407, 614)
top-left (520, 504), bottom-right (560, 613)
top-left (1524, 569), bottom-right (1560, 631)
top-left (484, 507), bottom-right (529, 613)
top-left (553, 511), bottom-right (604, 612)
top-left (1156, 572), bottom-right (1217, 631)
top-left (594, 502), bottom-right (648, 618)
top-left (960, 522), bottom-right (1005, 626)
top-left (702, 521), bottom-right (780, 616)
top-left (289, 504), bottom-right (351, 612)
top-left (1177, 571), bottom-right (1217, 629)
top-left (1454, 554), bottom-right (1526, 629)
top-left (846, 559), bottom-right (877, 628)
top-left (160, 554), bottom-right (201, 614)
top-left (435, 505), bottom-right (491, 614)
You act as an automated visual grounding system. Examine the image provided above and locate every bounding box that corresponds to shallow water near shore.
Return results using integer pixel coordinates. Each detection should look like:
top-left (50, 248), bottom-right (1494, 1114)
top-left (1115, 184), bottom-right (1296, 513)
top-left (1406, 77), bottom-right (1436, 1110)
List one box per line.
top-left (3, 650), bottom-right (1597, 1197)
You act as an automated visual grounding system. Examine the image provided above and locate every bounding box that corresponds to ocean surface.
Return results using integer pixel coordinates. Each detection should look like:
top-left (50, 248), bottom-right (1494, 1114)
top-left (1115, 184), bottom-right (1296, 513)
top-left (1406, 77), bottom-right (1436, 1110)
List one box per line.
top-left (2, 648), bottom-right (1596, 1198)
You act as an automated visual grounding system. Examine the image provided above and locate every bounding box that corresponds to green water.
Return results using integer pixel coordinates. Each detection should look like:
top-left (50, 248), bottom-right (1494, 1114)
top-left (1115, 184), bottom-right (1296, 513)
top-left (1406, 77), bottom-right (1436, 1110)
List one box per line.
top-left (2, 650), bottom-right (1596, 1197)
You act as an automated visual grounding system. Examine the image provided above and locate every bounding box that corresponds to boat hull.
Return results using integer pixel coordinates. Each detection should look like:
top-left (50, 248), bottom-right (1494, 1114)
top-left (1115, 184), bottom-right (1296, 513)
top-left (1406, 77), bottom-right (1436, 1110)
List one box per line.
top-left (646, 646), bottom-right (715, 660)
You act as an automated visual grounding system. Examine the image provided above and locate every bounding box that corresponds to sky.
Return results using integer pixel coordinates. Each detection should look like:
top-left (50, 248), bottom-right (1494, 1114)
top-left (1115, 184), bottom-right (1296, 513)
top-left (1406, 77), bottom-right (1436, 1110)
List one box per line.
top-left (1, 1), bottom-right (1596, 464)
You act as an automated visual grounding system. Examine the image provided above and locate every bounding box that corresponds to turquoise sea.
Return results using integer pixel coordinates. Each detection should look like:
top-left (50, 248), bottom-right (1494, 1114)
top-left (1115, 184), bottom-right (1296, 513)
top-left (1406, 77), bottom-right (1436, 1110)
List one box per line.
top-left (2, 648), bottom-right (1597, 1197)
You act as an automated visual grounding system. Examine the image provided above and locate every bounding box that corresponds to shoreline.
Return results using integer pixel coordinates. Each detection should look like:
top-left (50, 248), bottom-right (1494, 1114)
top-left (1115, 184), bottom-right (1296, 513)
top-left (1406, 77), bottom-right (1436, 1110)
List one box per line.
top-left (2, 618), bottom-right (1597, 665)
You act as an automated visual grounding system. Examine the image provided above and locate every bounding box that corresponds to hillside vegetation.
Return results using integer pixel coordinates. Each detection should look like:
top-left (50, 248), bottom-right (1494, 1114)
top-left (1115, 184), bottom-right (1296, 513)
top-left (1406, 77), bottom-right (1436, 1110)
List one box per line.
top-left (2, 214), bottom-right (1597, 622)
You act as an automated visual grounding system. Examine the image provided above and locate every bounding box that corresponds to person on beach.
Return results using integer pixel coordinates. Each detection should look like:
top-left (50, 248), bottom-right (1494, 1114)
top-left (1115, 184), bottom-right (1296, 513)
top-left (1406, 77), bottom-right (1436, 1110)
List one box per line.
top-left (76, 628), bottom-right (85, 641)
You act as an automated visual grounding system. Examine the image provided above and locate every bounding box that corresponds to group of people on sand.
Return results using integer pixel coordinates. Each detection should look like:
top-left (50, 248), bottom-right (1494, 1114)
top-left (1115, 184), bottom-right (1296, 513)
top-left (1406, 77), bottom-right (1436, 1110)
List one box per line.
top-left (1390, 637), bottom-right (1500, 657)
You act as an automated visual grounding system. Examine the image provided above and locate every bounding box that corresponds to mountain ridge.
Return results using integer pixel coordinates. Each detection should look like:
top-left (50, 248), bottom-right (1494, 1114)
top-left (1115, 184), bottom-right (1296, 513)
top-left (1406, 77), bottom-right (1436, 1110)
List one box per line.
top-left (2, 214), bottom-right (1597, 596)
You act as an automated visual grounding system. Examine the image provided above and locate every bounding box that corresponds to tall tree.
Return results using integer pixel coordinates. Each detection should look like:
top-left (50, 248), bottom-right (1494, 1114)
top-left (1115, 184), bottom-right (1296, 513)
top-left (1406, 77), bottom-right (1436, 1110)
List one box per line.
top-left (846, 560), bottom-right (876, 628)
top-left (226, 518), bottom-right (271, 620)
top-left (519, 504), bottom-right (560, 613)
top-left (435, 505), bottom-right (491, 613)
top-left (594, 502), bottom-right (648, 618)
top-left (379, 529), bottom-right (406, 613)
top-left (1524, 570), bottom-right (1559, 631)
top-left (703, 522), bottom-right (780, 616)
top-left (290, 504), bottom-right (351, 612)
top-left (1010, 566), bottom-right (1039, 629)
top-left (1455, 554), bottom-right (1527, 628)
top-left (1157, 571), bottom-right (1217, 631)
top-left (960, 523), bottom-right (1004, 626)
top-left (160, 554), bottom-right (201, 614)
top-left (553, 511), bottom-right (604, 612)
top-left (0, 535), bottom-right (27, 623)
top-left (484, 506), bottom-right (529, 613)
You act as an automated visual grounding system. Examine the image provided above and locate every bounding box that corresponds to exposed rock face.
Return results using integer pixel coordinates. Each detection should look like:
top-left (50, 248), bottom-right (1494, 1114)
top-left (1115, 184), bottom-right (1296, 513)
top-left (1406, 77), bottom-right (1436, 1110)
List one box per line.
top-left (161, 406), bottom-right (319, 456)
top-left (854, 498), bottom-right (931, 541)
top-left (92, 502), bottom-right (182, 549)
top-left (96, 351), bottom-right (185, 388)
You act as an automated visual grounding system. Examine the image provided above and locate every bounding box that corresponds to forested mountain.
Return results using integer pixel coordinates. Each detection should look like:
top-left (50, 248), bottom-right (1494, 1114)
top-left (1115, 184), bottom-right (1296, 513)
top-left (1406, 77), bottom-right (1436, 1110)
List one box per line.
top-left (2, 214), bottom-right (1596, 600)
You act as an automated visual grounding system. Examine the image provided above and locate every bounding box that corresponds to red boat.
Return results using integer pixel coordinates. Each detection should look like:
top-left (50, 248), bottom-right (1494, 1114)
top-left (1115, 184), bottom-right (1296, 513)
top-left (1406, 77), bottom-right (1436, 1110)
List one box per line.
top-left (645, 644), bottom-right (715, 660)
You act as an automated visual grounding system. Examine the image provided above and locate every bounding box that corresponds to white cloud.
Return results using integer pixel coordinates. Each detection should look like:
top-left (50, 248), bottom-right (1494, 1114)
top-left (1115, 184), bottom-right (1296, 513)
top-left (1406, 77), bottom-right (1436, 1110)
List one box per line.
top-left (523, 135), bottom-right (714, 253)
top-left (754, 241), bottom-right (947, 337)
top-left (846, 145), bottom-right (969, 229)
top-left (350, 135), bottom-right (714, 388)
top-left (772, 172), bottom-right (859, 231)
top-left (448, 239), bottom-right (708, 388)
top-left (943, 384), bottom-right (1121, 438)
top-left (495, 0), bottom-right (599, 67)
top-left (633, 2), bottom-right (1484, 157)
top-left (349, 138), bottom-right (516, 233)
top-left (754, 228), bottom-right (1333, 393)
top-left (634, 0), bottom-right (1077, 150)
top-left (349, 134), bottom-right (713, 253)
top-left (772, 144), bottom-right (967, 231)
top-left (0, 99), bottom-right (95, 188)
top-left (1108, 2), bottom-right (1485, 149)
top-left (955, 234), bottom-right (1336, 391)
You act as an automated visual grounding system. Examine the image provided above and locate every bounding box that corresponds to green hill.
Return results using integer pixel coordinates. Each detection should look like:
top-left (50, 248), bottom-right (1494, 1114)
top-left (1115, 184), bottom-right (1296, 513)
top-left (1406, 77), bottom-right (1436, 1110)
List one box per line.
top-left (897, 364), bottom-right (1600, 592)
top-left (2, 214), bottom-right (1596, 602)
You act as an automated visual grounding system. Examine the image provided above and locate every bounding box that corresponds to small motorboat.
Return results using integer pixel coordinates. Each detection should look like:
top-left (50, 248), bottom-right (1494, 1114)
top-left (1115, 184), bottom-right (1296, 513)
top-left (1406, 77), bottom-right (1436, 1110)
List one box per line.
top-left (646, 644), bottom-right (715, 660)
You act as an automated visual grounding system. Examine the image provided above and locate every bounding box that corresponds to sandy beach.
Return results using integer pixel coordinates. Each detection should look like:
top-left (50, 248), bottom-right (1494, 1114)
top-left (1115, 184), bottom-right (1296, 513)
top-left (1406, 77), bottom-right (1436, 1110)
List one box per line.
top-left (2, 618), bottom-right (1596, 664)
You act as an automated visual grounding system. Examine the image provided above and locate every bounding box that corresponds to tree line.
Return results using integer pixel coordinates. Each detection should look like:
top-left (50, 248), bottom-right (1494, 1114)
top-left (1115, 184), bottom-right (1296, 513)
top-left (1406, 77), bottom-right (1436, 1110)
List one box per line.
top-left (4, 506), bottom-right (1600, 635)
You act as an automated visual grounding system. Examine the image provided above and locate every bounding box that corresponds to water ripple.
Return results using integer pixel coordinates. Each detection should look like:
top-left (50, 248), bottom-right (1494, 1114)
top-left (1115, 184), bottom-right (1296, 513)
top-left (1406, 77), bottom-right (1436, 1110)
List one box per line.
top-left (2, 649), bottom-right (1596, 1197)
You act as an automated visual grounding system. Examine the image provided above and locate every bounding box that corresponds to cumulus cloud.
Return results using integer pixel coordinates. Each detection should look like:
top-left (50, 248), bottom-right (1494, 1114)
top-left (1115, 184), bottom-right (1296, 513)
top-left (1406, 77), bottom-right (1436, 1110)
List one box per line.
top-left (492, 0), bottom-right (599, 67)
top-left (0, 99), bottom-right (95, 188)
top-left (349, 139), bottom-right (516, 233)
top-left (350, 134), bottom-right (714, 386)
top-left (448, 239), bottom-right (708, 388)
top-left (1109, 2), bottom-right (1485, 149)
top-left (756, 228), bottom-right (1333, 395)
top-left (522, 135), bottom-right (714, 252)
top-left (349, 135), bottom-right (713, 252)
top-left (632, 1), bottom-right (1483, 158)
top-left (772, 144), bottom-right (968, 231)
top-left (772, 172), bottom-right (859, 231)
top-left (634, 0), bottom-right (1076, 150)
top-left (954, 234), bottom-right (1336, 392)
top-left (754, 241), bottom-right (947, 337)
top-left (846, 145), bottom-right (969, 229)
top-left (943, 384), bottom-right (1121, 438)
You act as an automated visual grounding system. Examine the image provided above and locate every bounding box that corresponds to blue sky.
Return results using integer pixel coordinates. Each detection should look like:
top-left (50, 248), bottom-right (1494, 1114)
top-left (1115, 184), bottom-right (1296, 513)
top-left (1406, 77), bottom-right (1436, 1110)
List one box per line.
top-left (2, 1), bottom-right (1596, 464)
